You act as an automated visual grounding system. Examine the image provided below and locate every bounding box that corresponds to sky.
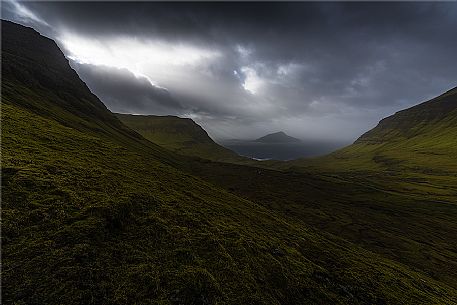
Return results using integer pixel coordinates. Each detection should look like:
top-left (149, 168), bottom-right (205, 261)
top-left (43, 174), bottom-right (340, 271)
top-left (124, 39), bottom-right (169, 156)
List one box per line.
top-left (3, 1), bottom-right (457, 142)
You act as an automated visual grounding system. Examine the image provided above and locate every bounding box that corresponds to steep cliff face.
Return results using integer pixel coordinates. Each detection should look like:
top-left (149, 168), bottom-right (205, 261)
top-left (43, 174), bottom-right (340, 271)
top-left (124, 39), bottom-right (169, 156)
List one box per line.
top-left (2, 21), bottom-right (113, 123)
top-left (1, 20), bottom-right (176, 161)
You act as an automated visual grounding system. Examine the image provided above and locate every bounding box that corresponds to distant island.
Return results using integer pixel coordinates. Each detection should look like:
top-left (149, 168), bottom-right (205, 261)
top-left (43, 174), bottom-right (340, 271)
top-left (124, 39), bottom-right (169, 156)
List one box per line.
top-left (219, 131), bottom-right (344, 160)
top-left (255, 131), bottom-right (301, 143)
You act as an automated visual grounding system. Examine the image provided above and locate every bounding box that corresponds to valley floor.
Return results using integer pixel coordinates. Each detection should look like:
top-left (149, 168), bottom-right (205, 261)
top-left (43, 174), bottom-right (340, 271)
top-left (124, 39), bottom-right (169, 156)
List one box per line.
top-left (3, 102), bottom-right (457, 304)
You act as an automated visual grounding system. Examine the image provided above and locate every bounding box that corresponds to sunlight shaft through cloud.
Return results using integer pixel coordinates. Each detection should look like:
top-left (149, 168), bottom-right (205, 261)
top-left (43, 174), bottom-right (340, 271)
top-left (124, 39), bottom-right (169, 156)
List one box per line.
top-left (60, 33), bottom-right (222, 84)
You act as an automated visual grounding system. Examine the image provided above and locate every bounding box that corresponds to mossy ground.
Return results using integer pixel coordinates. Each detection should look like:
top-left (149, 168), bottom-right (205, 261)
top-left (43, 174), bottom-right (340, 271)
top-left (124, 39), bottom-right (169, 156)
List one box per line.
top-left (3, 101), bottom-right (457, 304)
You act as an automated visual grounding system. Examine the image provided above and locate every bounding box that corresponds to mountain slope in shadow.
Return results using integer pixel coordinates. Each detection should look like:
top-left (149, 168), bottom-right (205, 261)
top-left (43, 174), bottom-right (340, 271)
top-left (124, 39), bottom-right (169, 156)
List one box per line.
top-left (189, 87), bottom-right (457, 289)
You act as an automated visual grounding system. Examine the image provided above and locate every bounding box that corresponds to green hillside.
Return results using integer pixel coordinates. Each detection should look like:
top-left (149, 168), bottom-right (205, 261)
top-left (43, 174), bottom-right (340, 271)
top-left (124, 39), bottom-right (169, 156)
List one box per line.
top-left (286, 88), bottom-right (457, 201)
top-left (228, 86), bottom-right (457, 289)
top-left (116, 113), bottom-right (243, 162)
top-left (7, 101), bottom-right (457, 304)
top-left (2, 20), bottom-right (457, 304)
top-left (1, 20), bottom-right (178, 166)
top-left (290, 87), bottom-right (457, 172)
top-left (189, 155), bottom-right (457, 291)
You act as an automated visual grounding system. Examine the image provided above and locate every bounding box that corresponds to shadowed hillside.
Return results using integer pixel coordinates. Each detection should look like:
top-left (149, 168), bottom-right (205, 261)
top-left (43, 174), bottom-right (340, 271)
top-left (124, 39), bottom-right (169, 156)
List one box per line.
top-left (2, 20), bottom-right (457, 304)
top-left (1, 20), bottom-right (183, 169)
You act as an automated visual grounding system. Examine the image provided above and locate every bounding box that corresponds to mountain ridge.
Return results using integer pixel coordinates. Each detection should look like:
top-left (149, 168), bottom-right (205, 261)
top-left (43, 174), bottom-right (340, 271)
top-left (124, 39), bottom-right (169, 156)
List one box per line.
top-left (115, 113), bottom-right (244, 162)
top-left (1, 19), bottom-right (178, 164)
top-left (355, 86), bottom-right (457, 145)
top-left (284, 85), bottom-right (457, 207)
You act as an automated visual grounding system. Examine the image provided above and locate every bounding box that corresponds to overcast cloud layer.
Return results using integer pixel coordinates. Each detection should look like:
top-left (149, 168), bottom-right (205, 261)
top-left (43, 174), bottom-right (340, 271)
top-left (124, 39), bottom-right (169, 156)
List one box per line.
top-left (3, 1), bottom-right (457, 141)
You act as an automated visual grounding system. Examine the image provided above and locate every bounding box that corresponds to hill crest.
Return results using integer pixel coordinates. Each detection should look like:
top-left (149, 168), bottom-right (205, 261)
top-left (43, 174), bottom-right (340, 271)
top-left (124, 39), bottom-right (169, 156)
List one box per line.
top-left (356, 86), bottom-right (457, 145)
top-left (116, 113), bottom-right (242, 161)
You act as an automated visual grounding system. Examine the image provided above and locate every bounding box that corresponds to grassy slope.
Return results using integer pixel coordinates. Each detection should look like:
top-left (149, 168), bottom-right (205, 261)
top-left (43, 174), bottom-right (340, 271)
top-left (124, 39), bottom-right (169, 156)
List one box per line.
top-left (288, 88), bottom-right (457, 178)
top-left (188, 159), bottom-right (457, 289)
top-left (1, 20), bottom-right (178, 167)
top-left (200, 86), bottom-right (457, 288)
top-left (276, 89), bottom-right (457, 235)
top-left (116, 113), bottom-right (244, 162)
top-left (4, 99), bottom-right (457, 305)
top-left (2, 20), bottom-right (457, 304)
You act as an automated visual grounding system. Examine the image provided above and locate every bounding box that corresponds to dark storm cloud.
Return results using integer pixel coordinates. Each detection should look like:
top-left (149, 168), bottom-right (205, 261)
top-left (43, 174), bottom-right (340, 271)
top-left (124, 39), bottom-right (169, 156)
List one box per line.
top-left (4, 1), bottom-right (457, 140)
top-left (71, 63), bottom-right (184, 115)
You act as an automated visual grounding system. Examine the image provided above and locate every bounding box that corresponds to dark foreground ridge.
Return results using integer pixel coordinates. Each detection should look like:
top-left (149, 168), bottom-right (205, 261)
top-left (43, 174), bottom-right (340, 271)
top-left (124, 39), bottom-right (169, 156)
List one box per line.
top-left (2, 20), bottom-right (457, 304)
